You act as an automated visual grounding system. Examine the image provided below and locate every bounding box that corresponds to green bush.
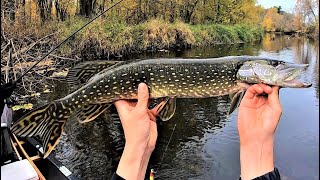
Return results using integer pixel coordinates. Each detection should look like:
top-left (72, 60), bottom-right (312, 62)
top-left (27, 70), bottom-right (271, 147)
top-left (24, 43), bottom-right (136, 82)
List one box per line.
top-left (56, 18), bottom-right (262, 58)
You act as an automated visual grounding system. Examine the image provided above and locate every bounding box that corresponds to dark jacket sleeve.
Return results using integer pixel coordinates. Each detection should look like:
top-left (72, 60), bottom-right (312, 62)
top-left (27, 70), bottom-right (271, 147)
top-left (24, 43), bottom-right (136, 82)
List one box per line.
top-left (239, 168), bottom-right (281, 180)
top-left (0, 82), bottom-right (16, 117)
top-left (111, 173), bottom-right (125, 180)
top-left (111, 167), bottom-right (280, 180)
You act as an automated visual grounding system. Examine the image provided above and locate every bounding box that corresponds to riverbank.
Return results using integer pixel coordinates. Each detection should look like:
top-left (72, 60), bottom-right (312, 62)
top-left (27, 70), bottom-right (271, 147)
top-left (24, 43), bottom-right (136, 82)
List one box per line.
top-left (1, 18), bottom-right (263, 101)
top-left (264, 26), bottom-right (319, 39)
top-left (59, 18), bottom-right (263, 59)
top-left (3, 18), bottom-right (263, 60)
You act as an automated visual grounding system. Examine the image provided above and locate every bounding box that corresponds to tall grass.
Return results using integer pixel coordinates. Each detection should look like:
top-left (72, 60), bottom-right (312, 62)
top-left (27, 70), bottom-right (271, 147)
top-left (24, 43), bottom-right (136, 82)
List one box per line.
top-left (190, 24), bottom-right (263, 46)
top-left (4, 17), bottom-right (263, 58)
top-left (142, 19), bottom-right (195, 50)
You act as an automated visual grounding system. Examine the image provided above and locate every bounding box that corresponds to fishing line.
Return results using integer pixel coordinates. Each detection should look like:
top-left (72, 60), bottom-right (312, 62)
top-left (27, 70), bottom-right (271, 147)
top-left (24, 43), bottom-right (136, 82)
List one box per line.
top-left (161, 123), bottom-right (176, 163)
top-left (153, 123), bottom-right (177, 175)
top-left (15, 0), bottom-right (125, 84)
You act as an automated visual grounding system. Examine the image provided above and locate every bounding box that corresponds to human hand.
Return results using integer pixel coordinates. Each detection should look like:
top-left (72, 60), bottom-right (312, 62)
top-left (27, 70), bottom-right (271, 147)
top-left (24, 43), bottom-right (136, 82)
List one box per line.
top-left (238, 84), bottom-right (282, 180)
top-left (238, 84), bottom-right (282, 145)
top-left (114, 83), bottom-right (160, 180)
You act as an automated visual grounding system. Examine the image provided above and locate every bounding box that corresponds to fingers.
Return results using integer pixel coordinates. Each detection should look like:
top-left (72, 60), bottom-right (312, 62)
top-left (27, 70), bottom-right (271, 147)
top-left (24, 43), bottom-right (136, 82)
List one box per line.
top-left (147, 111), bottom-right (157, 122)
top-left (268, 86), bottom-right (282, 110)
top-left (244, 84), bottom-right (272, 99)
top-left (260, 84), bottom-right (272, 94)
top-left (114, 100), bottom-right (130, 112)
top-left (136, 83), bottom-right (150, 110)
top-left (245, 84), bottom-right (263, 99)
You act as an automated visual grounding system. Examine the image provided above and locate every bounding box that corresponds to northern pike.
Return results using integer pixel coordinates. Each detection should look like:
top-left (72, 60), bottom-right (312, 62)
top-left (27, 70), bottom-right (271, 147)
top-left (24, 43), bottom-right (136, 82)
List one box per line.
top-left (11, 56), bottom-right (311, 158)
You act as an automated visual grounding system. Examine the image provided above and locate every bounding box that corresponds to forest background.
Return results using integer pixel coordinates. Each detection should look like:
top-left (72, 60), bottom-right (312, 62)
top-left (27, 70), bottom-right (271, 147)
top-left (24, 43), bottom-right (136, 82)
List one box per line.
top-left (1, 0), bottom-right (319, 102)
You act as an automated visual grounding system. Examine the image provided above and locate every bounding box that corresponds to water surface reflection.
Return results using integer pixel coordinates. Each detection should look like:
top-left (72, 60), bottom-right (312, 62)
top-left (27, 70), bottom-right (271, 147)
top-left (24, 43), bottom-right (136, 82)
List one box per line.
top-left (53, 34), bottom-right (319, 180)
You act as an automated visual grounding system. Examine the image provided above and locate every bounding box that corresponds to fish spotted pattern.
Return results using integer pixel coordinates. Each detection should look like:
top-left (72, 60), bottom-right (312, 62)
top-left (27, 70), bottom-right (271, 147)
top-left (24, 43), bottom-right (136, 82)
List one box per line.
top-left (11, 56), bottom-right (311, 158)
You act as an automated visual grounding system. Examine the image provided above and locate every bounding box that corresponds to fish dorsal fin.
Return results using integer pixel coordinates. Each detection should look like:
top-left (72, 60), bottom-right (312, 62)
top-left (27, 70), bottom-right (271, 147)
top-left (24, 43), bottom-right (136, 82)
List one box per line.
top-left (228, 90), bottom-right (246, 115)
top-left (66, 60), bottom-right (122, 91)
top-left (156, 98), bottom-right (176, 121)
top-left (76, 103), bottom-right (112, 123)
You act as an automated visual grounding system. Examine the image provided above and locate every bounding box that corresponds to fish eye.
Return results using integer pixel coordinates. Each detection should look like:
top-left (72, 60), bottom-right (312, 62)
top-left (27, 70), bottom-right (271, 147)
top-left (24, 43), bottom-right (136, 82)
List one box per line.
top-left (271, 60), bottom-right (285, 67)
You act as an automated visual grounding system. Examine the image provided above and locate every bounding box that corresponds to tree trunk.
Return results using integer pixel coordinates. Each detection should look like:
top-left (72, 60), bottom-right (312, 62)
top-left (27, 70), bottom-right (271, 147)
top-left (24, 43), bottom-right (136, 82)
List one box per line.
top-left (169, 1), bottom-right (175, 23)
top-left (79, 0), bottom-right (94, 17)
top-left (3, 0), bottom-right (16, 22)
top-left (20, 0), bottom-right (26, 21)
top-left (37, 0), bottom-right (52, 23)
top-left (181, 1), bottom-right (198, 23)
top-left (139, 0), bottom-right (142, 21)
top-left (55, 0), bottom-right (68, 21)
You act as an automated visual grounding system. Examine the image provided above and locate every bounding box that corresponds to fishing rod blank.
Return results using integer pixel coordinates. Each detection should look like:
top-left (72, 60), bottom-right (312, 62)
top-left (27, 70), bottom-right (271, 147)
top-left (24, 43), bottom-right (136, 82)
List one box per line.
top-left (15, 0), bottom-right (124, 84)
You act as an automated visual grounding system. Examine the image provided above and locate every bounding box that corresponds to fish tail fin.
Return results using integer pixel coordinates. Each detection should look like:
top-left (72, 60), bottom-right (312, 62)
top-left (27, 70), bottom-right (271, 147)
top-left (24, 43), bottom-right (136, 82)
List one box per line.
top-left (11, 102), bottom-right (71, 158)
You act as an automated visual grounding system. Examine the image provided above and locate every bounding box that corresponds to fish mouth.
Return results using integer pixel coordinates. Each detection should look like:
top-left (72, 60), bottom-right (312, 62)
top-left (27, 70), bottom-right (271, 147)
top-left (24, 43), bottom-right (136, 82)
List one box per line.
top-left (276, 63), bottom-right (312, 88)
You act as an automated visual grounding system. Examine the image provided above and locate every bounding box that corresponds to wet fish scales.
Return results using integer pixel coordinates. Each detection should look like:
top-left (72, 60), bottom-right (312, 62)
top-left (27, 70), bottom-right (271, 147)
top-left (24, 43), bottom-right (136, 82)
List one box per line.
top-left (63, 59), bottom-right (241, 110)
top-left (11, 56), bottom-right (311, 158)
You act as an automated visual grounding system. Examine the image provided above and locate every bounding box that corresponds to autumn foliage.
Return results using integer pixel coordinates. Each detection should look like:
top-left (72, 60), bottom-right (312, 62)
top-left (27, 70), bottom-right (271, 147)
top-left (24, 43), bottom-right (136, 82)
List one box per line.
top-left (261, 0), bottom-right (319, 37)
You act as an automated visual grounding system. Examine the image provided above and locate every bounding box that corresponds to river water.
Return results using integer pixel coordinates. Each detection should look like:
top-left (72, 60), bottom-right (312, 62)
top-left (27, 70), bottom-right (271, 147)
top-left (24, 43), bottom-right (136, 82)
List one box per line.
top-left (53, 34), bottom-right (319, 180)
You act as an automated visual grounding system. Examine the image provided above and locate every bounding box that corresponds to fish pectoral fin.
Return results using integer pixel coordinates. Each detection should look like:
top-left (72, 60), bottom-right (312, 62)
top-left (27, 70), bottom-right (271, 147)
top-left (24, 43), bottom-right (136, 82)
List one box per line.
top-left (66, 60), bottom-right (122, 92)
top-left (229, 93), bottom-right (236, 100)
top-left (76, 103), bottom-right (112, 123)
top-left (155, 98), bottom-right (176, 121)
top-left (228, 90), bottom-right (246, 115)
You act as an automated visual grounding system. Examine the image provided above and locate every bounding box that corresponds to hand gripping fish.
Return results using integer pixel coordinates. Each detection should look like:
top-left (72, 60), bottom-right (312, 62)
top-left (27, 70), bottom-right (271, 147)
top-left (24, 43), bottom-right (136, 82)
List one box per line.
top-left (11, 56), bottom-right (311, 158)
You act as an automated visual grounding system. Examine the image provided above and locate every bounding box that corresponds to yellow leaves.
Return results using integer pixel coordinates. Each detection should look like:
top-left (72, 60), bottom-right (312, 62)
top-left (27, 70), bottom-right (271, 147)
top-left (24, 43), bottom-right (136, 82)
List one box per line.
top-left (12, 0), bottom-right (273, 30)
top-left (50, 69), bottom-right (69, 77)
top-left (262, 16), bottom-right (274, 31)
top-left (19, 88), bottom-right (52, 99)
top-left (21, 93), bottom-right (41, 98)
top-left (57, 0), bottom-right (77, 16)
top-left (14, 59), bottom-right (54, 69)
top-left (12, 103), bottom-right (34, 111)
top-left (292, 13), bottom-right (306, 32)
top-left (261, 8), bottom-right (282, 32)
top-left (43, 89), bottom-right (51, 93)
top-left (239, 1), bottom-right (264, 24)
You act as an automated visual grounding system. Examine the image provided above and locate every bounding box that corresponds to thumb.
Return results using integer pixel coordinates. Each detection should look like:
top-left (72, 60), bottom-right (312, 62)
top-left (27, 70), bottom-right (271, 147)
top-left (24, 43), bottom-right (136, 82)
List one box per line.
top-left (136, 83), bottom-right (150, 110)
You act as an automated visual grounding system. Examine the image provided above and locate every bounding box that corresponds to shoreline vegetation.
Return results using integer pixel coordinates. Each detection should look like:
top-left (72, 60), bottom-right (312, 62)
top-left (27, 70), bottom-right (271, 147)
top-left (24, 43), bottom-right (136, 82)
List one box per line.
top-left (1, 0), bottom-right (318, 102)
top-left (2, 0), bottom-right (318, 60)
top-left (58, 18), bottom-right (264, 59)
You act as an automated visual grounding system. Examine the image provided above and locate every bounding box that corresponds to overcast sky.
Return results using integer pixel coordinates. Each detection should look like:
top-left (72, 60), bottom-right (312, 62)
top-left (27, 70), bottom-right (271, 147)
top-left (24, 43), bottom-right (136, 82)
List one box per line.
top-left (256, 0), bottom-right (297, 13)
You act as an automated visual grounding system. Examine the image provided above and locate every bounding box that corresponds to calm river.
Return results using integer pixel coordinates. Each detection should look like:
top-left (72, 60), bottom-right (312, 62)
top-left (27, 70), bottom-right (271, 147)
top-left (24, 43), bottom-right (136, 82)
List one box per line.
top-left (53, 34), bottom-right (319, 180)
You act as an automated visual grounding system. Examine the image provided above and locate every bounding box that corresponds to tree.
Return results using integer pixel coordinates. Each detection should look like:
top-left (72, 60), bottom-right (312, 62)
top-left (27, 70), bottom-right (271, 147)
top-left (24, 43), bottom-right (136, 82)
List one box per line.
top-left (262, 8), bottom-right (279, 31)
top-left (179, 0), bottom-right (199, 23)
top-left (274, 6), bottom-right (283, 14)
top-left (37, 0), bottom-right (53, 22)
top-left (3, 0), bottom-right (16, 22)
top-left (294, 0), bottom-right (319, 23)
top-left (54, 0), bottom-right (74, 21)
top-left (79, 0), bottom-right (95, 17)
top-left (294, 0), bottom-right (319, 35)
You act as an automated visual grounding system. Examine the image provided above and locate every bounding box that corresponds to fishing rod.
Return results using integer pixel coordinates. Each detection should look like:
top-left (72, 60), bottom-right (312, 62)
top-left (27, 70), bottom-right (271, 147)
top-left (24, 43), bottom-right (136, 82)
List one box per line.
top-left (14, 0), bottom-right (124, 84)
